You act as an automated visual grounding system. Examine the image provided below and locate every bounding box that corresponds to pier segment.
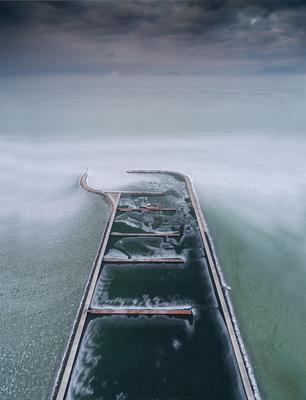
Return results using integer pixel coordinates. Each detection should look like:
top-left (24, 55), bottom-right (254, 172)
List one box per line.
top-left (103, 256), bottom-right (184, 263)
top-left (88, 307), bottom-right (193, 315)
top-left (53, 178), bottom-right (120, 400)
top-left (118, 207), bottom-right (176, 212)
top-left (110, 231), bottom-right (180, 237)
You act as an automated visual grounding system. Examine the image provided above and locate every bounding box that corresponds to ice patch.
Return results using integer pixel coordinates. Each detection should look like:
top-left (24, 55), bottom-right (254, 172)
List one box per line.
top-left (172, 338), bottom-right (182, 350)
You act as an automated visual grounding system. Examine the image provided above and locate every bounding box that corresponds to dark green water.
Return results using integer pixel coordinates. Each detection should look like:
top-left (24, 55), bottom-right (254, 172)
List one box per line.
top-left (66, 314), bottom-right (243, 400)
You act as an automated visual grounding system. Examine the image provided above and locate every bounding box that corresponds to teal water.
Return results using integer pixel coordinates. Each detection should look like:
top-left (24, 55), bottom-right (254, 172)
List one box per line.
top-left (1, 74), bottom-right (306, 399)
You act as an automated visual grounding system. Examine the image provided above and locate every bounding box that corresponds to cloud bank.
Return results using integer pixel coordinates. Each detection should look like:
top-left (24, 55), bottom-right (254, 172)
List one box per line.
top-left (0, 0), bottom-right (306, 75)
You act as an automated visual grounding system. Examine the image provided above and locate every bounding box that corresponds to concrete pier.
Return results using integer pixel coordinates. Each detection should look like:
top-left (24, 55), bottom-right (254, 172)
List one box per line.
top-left (103, 256), bottom-right (185, 263)
top-left (106, 191), bottom-right (165, 196)
top-left (88, 307), bottom-right (193, 315)
top-left (118, 207), bottom-right (176, 212)
top-left (110, 231), bottom-right (180, 237)
top-left (52, 170), bottom-right (258, 400)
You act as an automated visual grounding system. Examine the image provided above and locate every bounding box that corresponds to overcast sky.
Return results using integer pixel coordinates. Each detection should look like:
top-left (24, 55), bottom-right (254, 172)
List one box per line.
top-left (0, 0), bottom-right (306, 76)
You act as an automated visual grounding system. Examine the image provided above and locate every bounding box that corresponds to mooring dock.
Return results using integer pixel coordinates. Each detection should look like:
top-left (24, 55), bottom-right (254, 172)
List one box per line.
top-left (52, 170), bottom-right (258, 400)
top-left (88, 308), bottom-right (193, 315)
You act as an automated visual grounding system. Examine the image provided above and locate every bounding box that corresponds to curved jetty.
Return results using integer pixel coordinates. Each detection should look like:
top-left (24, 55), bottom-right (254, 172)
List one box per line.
top-left (52, 170), bottom-right (259, 400)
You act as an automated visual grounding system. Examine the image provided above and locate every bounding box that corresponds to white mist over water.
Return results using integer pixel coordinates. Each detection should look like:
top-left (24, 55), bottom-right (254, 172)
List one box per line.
top-left (1, 74), bottom-right (306, 399)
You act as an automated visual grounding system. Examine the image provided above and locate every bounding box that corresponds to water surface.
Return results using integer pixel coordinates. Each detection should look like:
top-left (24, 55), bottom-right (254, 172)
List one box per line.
top-left (1, 74), bottom-right (306, 399)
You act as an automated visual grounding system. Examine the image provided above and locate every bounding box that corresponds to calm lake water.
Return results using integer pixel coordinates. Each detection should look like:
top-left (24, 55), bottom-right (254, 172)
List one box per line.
top-left (1, 74), bottom-right (306, 399)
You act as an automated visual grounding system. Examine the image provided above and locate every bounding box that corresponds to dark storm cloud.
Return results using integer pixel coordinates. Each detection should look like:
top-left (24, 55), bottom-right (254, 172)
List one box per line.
top-left (0, 0), bottom-right (305, 75)
top-left (1, 0), bottom-right (305, 34)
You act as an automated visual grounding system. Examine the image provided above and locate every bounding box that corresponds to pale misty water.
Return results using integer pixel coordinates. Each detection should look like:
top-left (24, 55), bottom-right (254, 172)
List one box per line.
top-left (0, 75), bottom-right (306, 399)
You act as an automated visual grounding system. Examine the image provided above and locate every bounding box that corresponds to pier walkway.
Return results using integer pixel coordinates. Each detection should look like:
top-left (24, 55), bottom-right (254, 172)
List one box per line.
top-left (52, 170), bottom-right (258, 400)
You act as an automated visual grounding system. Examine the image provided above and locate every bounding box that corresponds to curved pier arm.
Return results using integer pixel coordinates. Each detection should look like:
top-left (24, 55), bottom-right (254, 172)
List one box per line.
top-left (80, 170), bottom-right (117, 209)
top-left (52, 172), bottom-right (120, 400)
top-left (125, 169), bottom-right (260, 400)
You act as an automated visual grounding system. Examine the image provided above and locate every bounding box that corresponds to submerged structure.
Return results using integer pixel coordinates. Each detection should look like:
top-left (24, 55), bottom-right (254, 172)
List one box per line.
top-left (52, 170), bottom-right (259, 400)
